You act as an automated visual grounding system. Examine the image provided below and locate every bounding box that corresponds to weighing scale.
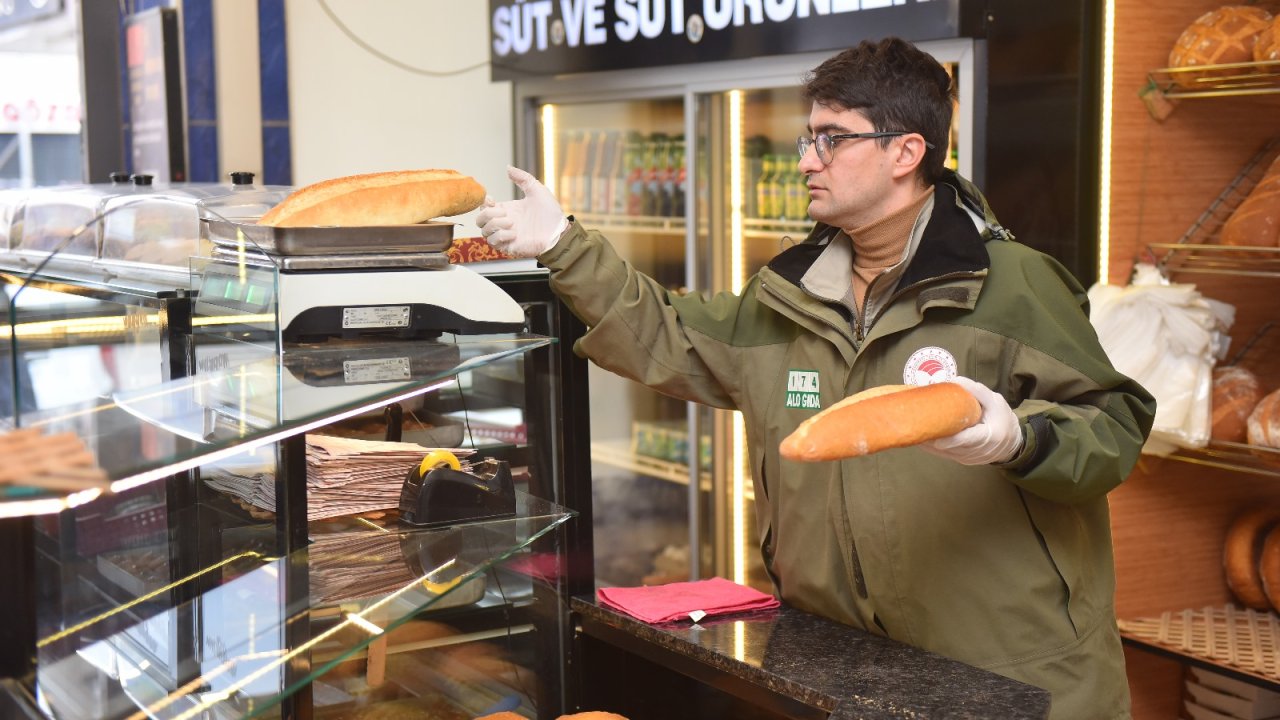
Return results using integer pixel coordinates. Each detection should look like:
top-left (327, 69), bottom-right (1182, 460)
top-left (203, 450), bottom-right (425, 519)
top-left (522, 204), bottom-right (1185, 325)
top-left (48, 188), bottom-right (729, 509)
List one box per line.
top-left (199, 218), bottom-right (526, 342)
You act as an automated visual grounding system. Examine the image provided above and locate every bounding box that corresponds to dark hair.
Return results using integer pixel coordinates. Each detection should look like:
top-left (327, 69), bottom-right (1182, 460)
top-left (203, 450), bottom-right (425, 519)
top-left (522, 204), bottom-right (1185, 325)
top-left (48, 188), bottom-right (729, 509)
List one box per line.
top-left (802, 37), bottom-right (955, 184)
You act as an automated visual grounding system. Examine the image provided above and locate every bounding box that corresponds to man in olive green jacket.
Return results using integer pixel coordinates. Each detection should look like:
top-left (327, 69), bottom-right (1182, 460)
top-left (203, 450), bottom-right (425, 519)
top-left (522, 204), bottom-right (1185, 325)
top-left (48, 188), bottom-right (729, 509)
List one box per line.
top-left (479, 38), bottom-right (1154, 720)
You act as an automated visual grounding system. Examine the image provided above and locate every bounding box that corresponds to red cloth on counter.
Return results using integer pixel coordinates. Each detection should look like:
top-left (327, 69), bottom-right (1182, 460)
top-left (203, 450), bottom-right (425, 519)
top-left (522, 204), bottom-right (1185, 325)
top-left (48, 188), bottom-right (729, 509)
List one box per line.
top-left (597, 576), bottom-right (780, 624)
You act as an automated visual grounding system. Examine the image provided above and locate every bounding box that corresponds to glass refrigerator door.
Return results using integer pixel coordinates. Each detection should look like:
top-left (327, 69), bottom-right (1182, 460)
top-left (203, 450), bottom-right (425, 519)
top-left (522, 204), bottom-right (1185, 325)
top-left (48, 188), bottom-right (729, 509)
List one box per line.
top-left (535, 99), bottom-right (697, 589)
top-left (690, 67), bottom-right (965, 593)
top-left (529, 44), bottom-right (972, 595)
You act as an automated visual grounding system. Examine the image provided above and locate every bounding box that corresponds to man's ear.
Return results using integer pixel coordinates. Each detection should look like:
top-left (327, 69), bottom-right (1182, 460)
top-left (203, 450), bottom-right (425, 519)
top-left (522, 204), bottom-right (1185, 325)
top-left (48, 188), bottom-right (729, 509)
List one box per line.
top-left (890, 134), bottom-right (929, 181)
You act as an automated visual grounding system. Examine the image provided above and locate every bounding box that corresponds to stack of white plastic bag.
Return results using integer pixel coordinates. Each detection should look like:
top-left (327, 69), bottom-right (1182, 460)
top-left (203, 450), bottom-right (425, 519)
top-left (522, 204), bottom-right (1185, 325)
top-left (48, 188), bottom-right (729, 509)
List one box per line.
top-left (1088, 263), bottom-right (1234, 456)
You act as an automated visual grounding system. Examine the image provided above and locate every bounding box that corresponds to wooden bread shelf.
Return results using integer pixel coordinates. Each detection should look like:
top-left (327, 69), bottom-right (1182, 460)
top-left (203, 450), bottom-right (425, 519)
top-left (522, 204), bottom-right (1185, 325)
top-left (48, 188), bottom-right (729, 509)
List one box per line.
top-left (1161, 441), bottom-right (1280, 479)
top-left (1120, 605), bottom-right (1280, 691)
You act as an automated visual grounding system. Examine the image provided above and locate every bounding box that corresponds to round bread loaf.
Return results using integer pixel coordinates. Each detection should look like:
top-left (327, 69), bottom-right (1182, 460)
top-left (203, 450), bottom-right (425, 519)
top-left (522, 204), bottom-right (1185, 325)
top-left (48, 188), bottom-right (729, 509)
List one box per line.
top-left (557, 714), bottom-right (630, 720)
top-left (1211, 366), bottom-right (1265, 442)
top-left (1261, 525), bottom-right (1280, 613)
top-left (258, 169), bottom-right (485, 227)
top-left (1224, 507), bottom-right (1280, 609)
top-left (1248, 388), bottom-right (1280, 449)
top-left (779, 382), bottom-right (982, 462)
top-left (1169, 6), bottom-right (1274, 86)
top-left (1256, 16), bottom-right (1280, 61)
top-left (1221, 155), bottom-right (1280, 247)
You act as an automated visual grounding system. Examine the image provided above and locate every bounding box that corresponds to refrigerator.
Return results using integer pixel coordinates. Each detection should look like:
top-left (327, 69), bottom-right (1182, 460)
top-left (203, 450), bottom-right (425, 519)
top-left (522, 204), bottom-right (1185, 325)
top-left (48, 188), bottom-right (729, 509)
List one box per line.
top-left (495, 0), bottom-right (1102, 592)
top-left (508, 43), bottom-right (982, 591)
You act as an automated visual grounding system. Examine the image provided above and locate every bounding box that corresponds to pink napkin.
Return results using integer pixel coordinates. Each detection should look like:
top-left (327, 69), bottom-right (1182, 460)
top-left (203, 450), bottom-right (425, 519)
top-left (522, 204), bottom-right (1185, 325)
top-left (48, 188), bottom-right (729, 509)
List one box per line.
top-left (597, 577), bottom-right (780, 624)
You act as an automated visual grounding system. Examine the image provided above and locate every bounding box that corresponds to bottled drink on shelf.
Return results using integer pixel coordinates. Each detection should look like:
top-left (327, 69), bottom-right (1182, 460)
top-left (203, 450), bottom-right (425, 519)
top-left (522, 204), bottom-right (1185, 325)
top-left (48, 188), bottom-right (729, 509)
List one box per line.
top-left (784, 160), bottom-right (807, 221)
top-left (659, 136), bottom-right (678, 218)
top-left (643, 133), bottom-right (668, 217)
top-left (756, 154), bottom-right (776, 220)
top-left (591, 131), bottom-right (618, 215)
top-left (625, 134), bottom-right (646, 216)
top-left (672, 137), bottom-right (687, 219)
top-left (610, 133), bottom-right (634, 216)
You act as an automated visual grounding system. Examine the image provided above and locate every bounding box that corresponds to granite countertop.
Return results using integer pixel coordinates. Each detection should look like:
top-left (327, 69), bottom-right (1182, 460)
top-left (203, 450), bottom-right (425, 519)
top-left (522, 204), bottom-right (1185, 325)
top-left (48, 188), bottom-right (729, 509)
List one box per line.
top-left (572, 596), bottom-right (1051, 720)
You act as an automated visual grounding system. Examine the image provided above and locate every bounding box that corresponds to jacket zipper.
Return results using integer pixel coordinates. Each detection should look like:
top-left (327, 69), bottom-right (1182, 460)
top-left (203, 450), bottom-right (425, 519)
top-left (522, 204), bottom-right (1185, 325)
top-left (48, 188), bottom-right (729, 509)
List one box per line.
top-left (857, 269), bottom-right (985, 343)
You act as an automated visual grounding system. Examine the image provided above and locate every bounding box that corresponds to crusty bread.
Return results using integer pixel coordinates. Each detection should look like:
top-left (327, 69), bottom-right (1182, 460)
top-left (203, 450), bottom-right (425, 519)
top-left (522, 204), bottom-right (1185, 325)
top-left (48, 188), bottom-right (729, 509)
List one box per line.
top-left (557, 714), bottom-right (630, 720)
top-left (1169, 6), bottom-right (1274, 87)
top-left (1256, 16), bottom-right (1280, 61)
top-left (257, 169), bottom-right (485, 227)
top-left (1211, 366), bottom-right (1265, 442)
top-left (1224, 507), bottom-right (1280, 609)
top-left (1221, 155), bottom-right (1280, 248)
top-left (1262, 525), bottom-right (1280, 613)
top-left (779, 383), bottom-right (982, 462)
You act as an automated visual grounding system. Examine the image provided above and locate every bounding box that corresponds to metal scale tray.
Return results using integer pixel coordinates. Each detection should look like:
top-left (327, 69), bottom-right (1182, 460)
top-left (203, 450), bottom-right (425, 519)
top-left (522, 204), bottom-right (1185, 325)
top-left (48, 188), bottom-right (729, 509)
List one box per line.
top-left (204, 217), bottom-right (454, 271)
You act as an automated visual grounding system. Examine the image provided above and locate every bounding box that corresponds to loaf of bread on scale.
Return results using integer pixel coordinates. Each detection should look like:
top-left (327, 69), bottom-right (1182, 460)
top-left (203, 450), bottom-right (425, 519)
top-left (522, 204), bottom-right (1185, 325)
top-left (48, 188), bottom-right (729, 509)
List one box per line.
top-left (257, 169), bottom-right (485, 227)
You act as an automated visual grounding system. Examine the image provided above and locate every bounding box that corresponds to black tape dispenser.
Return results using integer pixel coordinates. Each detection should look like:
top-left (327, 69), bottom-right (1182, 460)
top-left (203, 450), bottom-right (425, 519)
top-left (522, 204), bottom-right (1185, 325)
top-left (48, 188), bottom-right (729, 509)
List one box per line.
top-left (399, 451), bottom-right (516, 528)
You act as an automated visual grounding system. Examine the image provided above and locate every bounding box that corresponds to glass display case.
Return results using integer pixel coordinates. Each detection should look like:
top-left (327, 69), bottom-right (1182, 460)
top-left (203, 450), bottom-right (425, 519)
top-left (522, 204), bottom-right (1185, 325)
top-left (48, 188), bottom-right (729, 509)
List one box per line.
top-left (0, 198), bottom-right (594, 719)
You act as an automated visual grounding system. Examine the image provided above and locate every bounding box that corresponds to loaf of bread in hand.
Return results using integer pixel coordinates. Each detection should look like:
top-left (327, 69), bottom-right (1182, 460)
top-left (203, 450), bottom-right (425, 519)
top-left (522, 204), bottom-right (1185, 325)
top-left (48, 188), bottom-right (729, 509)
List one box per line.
top-left (258, 169), bottom-right (485, 227)
top-left (779, 383), bottom-right (982, 462)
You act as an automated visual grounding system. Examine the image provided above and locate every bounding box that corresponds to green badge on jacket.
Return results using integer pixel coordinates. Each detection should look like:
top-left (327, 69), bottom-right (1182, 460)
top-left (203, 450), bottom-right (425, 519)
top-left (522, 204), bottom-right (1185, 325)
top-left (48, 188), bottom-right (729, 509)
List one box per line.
top-left (785, 370), bottom-right (821, 410)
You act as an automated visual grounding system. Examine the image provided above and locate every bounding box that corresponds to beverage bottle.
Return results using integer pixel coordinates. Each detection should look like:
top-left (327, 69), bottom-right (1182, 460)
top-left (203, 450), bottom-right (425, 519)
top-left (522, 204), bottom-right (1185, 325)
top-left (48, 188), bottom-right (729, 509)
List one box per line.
top-left (643, 133), bottom-right (667, 217)
top-left (626, 135), bottom-right (646, 216)
top-left (612, 133), bottom-right (637, 215)
top-left (785, 161), bottom-right (806, 221)
top-left (755, 155), bottom-right (773, 220)
top-left (672, 138), bottom-right (687, 219)
top-left (659, 137), bottom-right (677, 217)
top-left (579, 130), bottom-right (600, 213)
top-left (593, 131), bottom-right (619, 216)
top-left (558, 131), bottom-right (578, 210)
top-left (767, 155), bottom-right (786, 221)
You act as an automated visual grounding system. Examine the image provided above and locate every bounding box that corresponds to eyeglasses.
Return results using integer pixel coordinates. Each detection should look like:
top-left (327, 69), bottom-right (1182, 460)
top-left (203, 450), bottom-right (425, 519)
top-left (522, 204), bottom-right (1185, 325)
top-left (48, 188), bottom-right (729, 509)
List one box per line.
top-left (797, 132), bottom-right (936, 165)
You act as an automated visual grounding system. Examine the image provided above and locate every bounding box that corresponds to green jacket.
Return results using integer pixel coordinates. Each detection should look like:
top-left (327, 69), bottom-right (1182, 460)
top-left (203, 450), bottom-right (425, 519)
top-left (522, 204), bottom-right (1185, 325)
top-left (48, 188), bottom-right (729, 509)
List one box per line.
top-left (540, 172), bottom-right (1155, 719)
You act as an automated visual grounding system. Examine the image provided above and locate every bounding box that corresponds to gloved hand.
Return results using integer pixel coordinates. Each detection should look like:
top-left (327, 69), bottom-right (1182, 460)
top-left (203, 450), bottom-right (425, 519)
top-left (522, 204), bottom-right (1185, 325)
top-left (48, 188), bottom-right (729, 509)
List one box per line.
top-left (919, 376), bottom-right (1024, 465)
top-left (474, 166), bottom-right (569, 258)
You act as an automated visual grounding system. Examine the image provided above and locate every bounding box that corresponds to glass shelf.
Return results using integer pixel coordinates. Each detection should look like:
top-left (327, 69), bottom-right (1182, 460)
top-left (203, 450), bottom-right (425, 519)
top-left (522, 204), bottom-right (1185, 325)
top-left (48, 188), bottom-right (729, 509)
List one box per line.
top-left (33, 491), bottom-right (574, 720)
top-left (0, 333), bottom-right (554, 517)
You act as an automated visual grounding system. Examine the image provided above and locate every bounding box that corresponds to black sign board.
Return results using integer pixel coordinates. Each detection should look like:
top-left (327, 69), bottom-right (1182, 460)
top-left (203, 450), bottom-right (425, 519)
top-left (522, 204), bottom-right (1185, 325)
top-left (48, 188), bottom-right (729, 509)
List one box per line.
top-left (0, 0), bottom-right (63, 32)
top-left (488, 0), bottom-right (979, 81)
top-left (126, 8), bottom-right (186, 182)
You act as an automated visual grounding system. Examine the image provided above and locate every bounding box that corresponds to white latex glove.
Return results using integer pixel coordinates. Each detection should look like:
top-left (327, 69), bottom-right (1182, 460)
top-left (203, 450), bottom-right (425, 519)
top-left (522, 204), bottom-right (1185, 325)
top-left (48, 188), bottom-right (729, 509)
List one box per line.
top-left (919, 376), bottom-right (1024, 465)
top-left (474, 166), bottom-right (569, 258)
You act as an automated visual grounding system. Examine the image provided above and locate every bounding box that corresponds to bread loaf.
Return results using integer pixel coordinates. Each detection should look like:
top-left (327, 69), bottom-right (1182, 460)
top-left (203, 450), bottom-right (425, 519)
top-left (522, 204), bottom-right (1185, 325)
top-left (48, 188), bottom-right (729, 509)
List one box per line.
top-left (1211, 366), bottom-right (1265, 442)
top-left (1261, 525), bottom-right (1280, 613)
top-left (257, 169), bottom-right (485, 227)
top-left (1169, 6), bottom-right (1274, 86)
top-left (1221, 155), bottom-right (1280, 247)
top-left (1256, 15), bottom-right (1280, 61)
top-left (1248, 388), bottom-right (1280, 449)
top-left (779, 383), bottom-right (982, 462)
top-left (1224, 507), bottom-right (1280, 609)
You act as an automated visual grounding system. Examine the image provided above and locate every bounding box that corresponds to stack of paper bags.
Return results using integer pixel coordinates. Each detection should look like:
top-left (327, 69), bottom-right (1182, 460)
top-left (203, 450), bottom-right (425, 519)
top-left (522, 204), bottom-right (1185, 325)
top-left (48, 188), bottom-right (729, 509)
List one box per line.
top-left (204, 434), bottom-right (471, 521)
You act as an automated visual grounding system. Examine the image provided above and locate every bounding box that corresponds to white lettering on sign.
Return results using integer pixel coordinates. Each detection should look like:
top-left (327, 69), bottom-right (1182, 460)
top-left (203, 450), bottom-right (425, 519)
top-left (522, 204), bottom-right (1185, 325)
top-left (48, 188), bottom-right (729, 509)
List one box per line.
top-left (492, 0), bottom-right (922, 56)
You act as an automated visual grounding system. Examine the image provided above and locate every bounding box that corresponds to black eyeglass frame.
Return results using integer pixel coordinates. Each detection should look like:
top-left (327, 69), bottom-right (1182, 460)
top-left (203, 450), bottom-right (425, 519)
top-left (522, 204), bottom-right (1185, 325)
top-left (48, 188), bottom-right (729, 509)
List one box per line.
top-left (796, 131), bottom-right (937, 165)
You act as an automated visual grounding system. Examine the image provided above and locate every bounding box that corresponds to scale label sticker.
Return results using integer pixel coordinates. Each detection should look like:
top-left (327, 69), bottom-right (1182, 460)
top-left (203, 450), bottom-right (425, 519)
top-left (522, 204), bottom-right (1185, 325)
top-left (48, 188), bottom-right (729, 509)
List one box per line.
top-left (343, 305), bottom-right (411, 329)
top-left (344, 357), bottom-right (412, 384)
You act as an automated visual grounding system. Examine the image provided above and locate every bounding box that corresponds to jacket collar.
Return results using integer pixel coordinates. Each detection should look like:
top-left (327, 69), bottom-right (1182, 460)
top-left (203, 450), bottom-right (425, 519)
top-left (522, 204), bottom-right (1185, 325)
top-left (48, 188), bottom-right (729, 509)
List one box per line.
top-left (767, 171), bottom-right (998, 290)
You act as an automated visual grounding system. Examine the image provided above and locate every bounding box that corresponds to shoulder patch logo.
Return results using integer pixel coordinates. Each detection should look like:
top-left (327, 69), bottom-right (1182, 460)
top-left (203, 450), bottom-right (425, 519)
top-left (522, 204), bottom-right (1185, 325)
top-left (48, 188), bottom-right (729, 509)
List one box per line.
top-left (903, 346), bottom-right (958, 386)
top-left (785, 370), bottom-right (821, 410)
